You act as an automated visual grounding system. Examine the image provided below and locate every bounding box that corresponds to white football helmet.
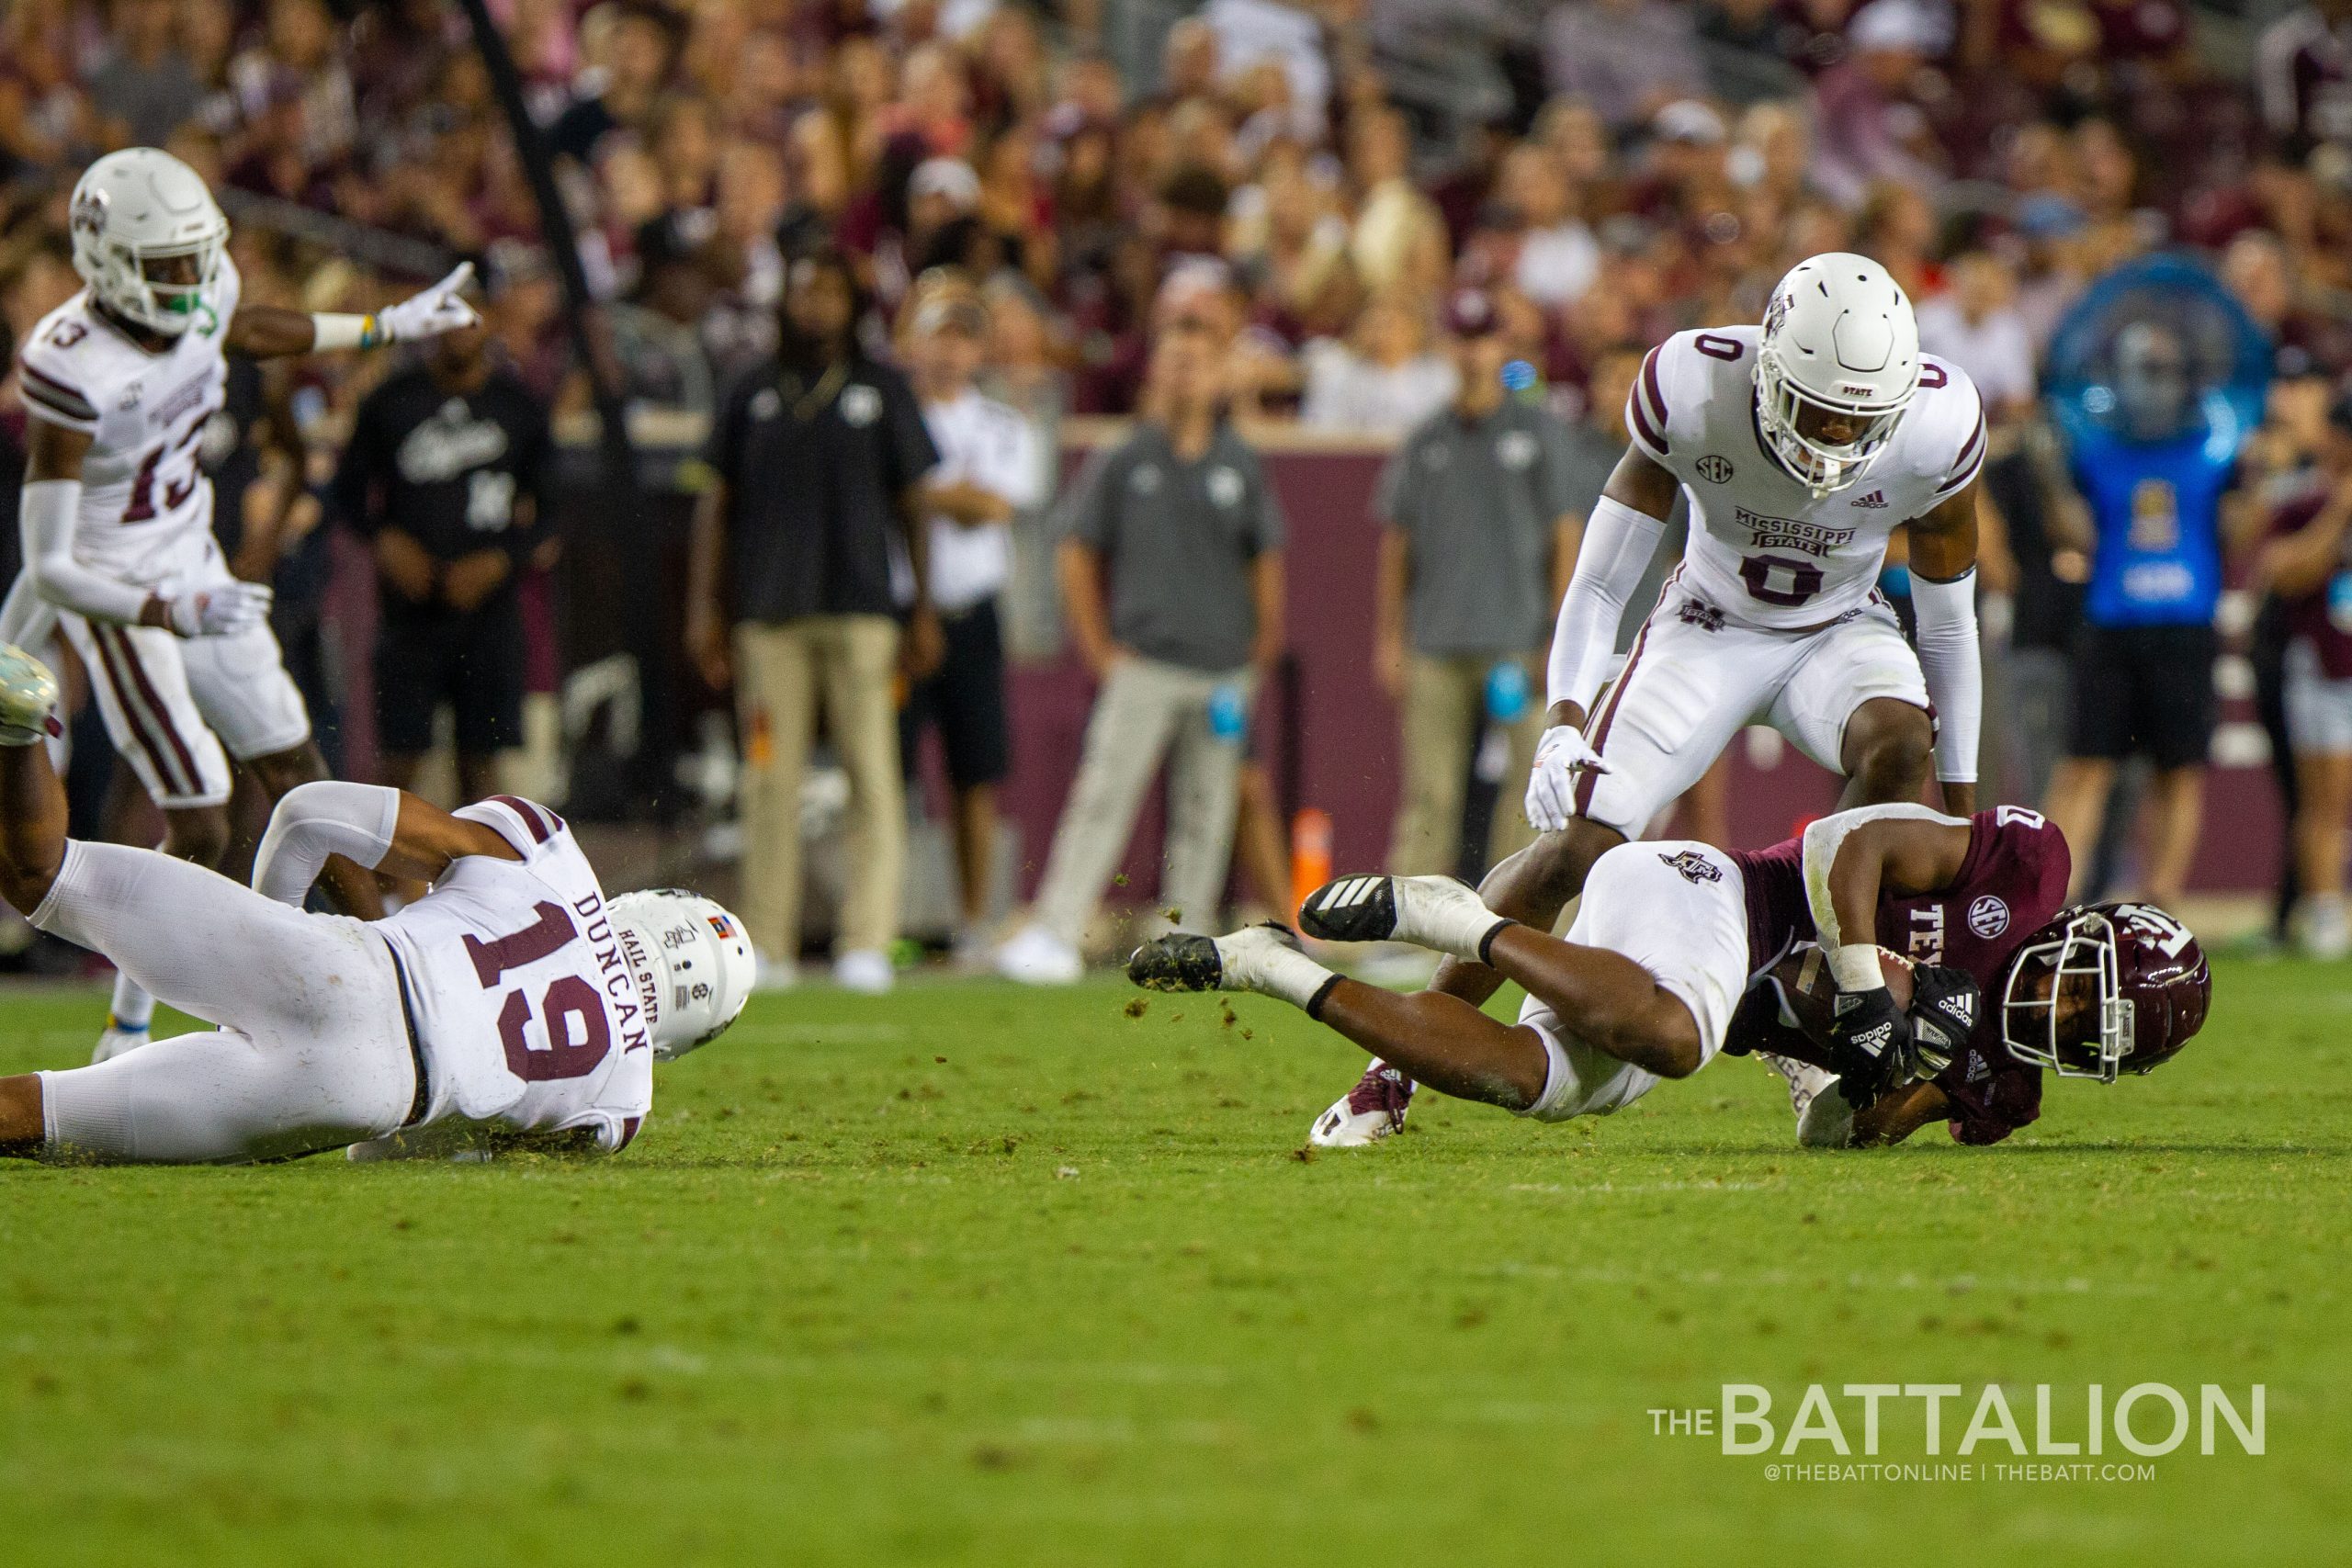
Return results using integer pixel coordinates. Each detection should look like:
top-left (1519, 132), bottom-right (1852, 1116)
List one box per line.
top-left (609, 889), bottom-right (757, 1060)
top-left (68, 148), bottom-right (231, 338)
top-left (1754, 252), bottom-right (1920, 495)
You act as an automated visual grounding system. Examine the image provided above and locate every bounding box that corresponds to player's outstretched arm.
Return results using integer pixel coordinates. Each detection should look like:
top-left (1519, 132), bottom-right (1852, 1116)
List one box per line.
top-left (1906, 479), bottom-right (1984, 817)
top-left (253, 782), bottom-right (520, 908)
top-left (225, 263), bottom-right (480, 361)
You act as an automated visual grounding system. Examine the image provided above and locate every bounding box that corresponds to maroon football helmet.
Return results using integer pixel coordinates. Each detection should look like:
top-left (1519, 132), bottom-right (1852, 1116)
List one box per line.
top-left (1998, 902), bottom-right (2211, 1081)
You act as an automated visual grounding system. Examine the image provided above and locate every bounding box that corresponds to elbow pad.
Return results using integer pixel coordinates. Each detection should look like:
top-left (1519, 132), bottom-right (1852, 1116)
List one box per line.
top-left (253, 781), bottom-right (401, 905)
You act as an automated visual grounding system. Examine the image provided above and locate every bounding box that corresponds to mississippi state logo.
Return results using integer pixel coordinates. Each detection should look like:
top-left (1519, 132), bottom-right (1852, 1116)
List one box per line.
top-left (1205, 466), bottom-right (1245, 509)
top-left (1696, 455), bottom-right (1735, 483)
top-left (838, 383), bottom-right (882, 427)
top-left (1658, 849), bottom-right (1722, 885)
top-left (1967, 895), bottom-right (2009, 939)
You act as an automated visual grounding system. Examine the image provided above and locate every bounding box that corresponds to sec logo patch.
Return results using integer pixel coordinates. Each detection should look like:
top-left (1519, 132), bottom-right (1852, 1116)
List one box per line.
top-left (1696, 455), bottom-right (1734, 483)
top-left (1967, 895), bottom-right (2009, 939)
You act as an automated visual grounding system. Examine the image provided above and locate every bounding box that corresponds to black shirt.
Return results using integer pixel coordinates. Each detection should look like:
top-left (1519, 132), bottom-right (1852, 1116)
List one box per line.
top-left (206, 358), bottom-right (330, 619)
top-left (333, 363), bottom-right (552, 623)
top-left (705, 354), bottom-right (938, 623)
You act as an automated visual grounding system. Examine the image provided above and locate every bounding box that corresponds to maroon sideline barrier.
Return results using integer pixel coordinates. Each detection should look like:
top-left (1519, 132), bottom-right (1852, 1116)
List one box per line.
top-left (1000, 423), bottom-right (2280, 905)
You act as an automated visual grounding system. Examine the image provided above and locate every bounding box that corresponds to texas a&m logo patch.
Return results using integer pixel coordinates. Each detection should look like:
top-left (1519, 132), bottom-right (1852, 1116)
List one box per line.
top-left (1659, 850), bottom-right (1723, 885)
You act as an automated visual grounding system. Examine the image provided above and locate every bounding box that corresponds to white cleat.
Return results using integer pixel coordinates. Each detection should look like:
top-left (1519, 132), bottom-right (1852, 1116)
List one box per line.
top-left (1308, 1058), bottom-right (1416, 1146)
top-left (1762, 1052), bottom-right (1854, 1147)
top-left (92, 1021), bottom-right (151, 1064)
top-left (996, 923), bottom-right (1085, 986)
top-left (0, 645), bottom-right (60, 746)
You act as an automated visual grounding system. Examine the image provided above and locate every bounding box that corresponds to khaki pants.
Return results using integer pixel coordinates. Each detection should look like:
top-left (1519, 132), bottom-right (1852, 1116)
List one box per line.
top-left (1030, 658), bottom-right (1255, 944)
top-left (1387, 651), bottom-right (1546, 878)
top-left (733, 615), bottom-right (905, 958)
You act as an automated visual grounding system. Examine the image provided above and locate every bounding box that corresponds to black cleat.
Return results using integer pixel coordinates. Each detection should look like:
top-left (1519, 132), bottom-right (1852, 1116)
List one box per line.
top-left (1297, 874), bottom-right (1400, 943)
top-left (1127, 933), bottom-right (1227, 992)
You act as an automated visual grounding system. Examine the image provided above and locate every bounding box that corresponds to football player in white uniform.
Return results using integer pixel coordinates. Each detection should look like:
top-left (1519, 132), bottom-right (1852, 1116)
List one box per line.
top-left (0, 643), bottom-right (754, 1164)
top-left (5, 147), bottom-right (481, 1061)
top-left (1310, 253), bottom-right (1990, 1145)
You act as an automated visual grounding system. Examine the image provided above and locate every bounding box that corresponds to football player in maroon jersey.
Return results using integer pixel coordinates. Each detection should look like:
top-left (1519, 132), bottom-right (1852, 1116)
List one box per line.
top-left (1127, 804), bottom-right (2208, 1145)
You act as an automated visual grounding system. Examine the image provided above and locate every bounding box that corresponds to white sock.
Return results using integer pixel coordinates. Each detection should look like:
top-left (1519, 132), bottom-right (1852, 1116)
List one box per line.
top-left (108, 973), bottom-right (153, 1032)
top-left (1217, 931), bottom-right (1340, 1014)
top-left (1393, 879), bottom-right (1510, 964)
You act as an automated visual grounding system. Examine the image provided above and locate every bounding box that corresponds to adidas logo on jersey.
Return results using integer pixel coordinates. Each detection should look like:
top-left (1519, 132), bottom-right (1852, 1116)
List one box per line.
top-left (1851, 490), bottom-right (1888, 508)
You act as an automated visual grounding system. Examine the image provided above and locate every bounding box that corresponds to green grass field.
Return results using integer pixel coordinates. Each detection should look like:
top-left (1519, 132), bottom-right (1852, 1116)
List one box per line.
top-left (1, 957), bottom-right (2345, 1565)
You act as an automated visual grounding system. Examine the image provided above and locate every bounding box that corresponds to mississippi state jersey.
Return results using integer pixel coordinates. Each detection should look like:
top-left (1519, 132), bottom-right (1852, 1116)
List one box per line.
top-left (1625, 325), bottom-right (1984, 629)
top-left (1729, 807), bottom-right (2072, 1143)
top-left (375, 795), bottom-right (654, 1151)
top-left (15, 255), bottom-right (242, 589)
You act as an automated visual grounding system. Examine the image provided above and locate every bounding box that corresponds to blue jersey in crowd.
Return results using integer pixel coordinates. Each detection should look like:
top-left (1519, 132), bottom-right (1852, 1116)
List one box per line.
top-left (2066, 422), bottom-right (2235, 628)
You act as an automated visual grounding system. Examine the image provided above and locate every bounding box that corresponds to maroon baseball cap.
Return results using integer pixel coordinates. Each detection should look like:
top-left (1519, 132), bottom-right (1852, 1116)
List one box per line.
top-left (1443, 288), bottom-right (1500, 338)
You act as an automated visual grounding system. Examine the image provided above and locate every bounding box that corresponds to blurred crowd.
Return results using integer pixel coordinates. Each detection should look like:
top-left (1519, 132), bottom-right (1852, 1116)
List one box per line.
top-left (6, 0), bottom-right (2352, 425)
top-left (7, 0), bottom-right (2352, 972)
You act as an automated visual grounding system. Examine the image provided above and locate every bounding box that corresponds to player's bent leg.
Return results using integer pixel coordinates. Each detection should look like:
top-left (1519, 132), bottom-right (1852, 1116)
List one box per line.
top-left (1837, 696), bottom-right (1936, 808)
top-left (1426, 818), bottom-right (1626, 1008)
top-left (1127, 925), bottom-right (1550, 1112)
top-left (1482, 923), bottom-right (1706, 1080)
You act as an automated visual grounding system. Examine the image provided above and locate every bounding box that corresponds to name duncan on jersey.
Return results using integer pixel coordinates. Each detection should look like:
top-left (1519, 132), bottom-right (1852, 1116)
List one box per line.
top-left (1736, 508), bottom-right (1856, 559)
top-left (575, 889), bottom-right (660, 1053)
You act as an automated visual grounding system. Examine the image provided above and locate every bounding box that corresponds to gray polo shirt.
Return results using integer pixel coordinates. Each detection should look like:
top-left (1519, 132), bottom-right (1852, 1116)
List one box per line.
top-left (1376, 400), bottom-right (1580, 656)
top-left (1059, 422), bottom-right (1286, 673)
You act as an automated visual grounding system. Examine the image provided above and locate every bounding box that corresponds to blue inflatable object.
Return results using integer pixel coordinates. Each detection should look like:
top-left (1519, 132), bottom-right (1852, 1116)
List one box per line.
top-left (2041, 252), bottom-right (2272, 463)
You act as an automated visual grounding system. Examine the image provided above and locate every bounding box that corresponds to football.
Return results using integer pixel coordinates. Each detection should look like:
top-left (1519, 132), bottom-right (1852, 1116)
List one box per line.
top-left (1769, 943), bottom-right (1916, 1048)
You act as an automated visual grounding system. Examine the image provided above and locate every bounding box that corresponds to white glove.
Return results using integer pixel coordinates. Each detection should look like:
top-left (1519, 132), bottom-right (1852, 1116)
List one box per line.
top-left (163, 581), bottom-right (273, 638)
top-left (377, 262), bottom-right (481, 343)
top-left (1523, 723), bottom-right (1608, 833)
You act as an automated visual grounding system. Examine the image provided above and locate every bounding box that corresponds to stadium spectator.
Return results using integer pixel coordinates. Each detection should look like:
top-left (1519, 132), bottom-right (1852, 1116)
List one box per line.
top-left (1294, 288), bottom-right (1456, 436)
top-left (1541, 0), bottom-right (1709, 130)
top-left (1810, 0), bottom-right (1948, 209)
top-left (548, 1), bottom-right (679, 167)
top-left (687, 247), bottom-right (941, 993)
top-left (898, 276), bottom-right (1044, 964)
top-left (2041, 321), bottom-right (2240, 909)
top-left (1374, 288), bottom-right (1579, 880)
top-left (996, 320), bottom-right (1286, 984)
top-left (1917, 252), bottom-right (2038, 423)
top-left (2250, 392), bottom-right (2352, 957)
top-left (334, 303), bottom-right (552, 804)
top-left (85, 0), bottom-right (206, 151)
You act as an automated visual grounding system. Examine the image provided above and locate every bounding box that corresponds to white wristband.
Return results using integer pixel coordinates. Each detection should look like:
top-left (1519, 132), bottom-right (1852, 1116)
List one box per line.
top-left (1829, 943), bottom-right (1888, 993)
top-left (310, 312), bottom-right (382, 352)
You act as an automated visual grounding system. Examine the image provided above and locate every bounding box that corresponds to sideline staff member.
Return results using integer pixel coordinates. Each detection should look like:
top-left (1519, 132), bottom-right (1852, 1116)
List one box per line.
top-left (687, 246), bottom-right (942, 993)
top-left (334, 310), bottom-right (551, 803)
